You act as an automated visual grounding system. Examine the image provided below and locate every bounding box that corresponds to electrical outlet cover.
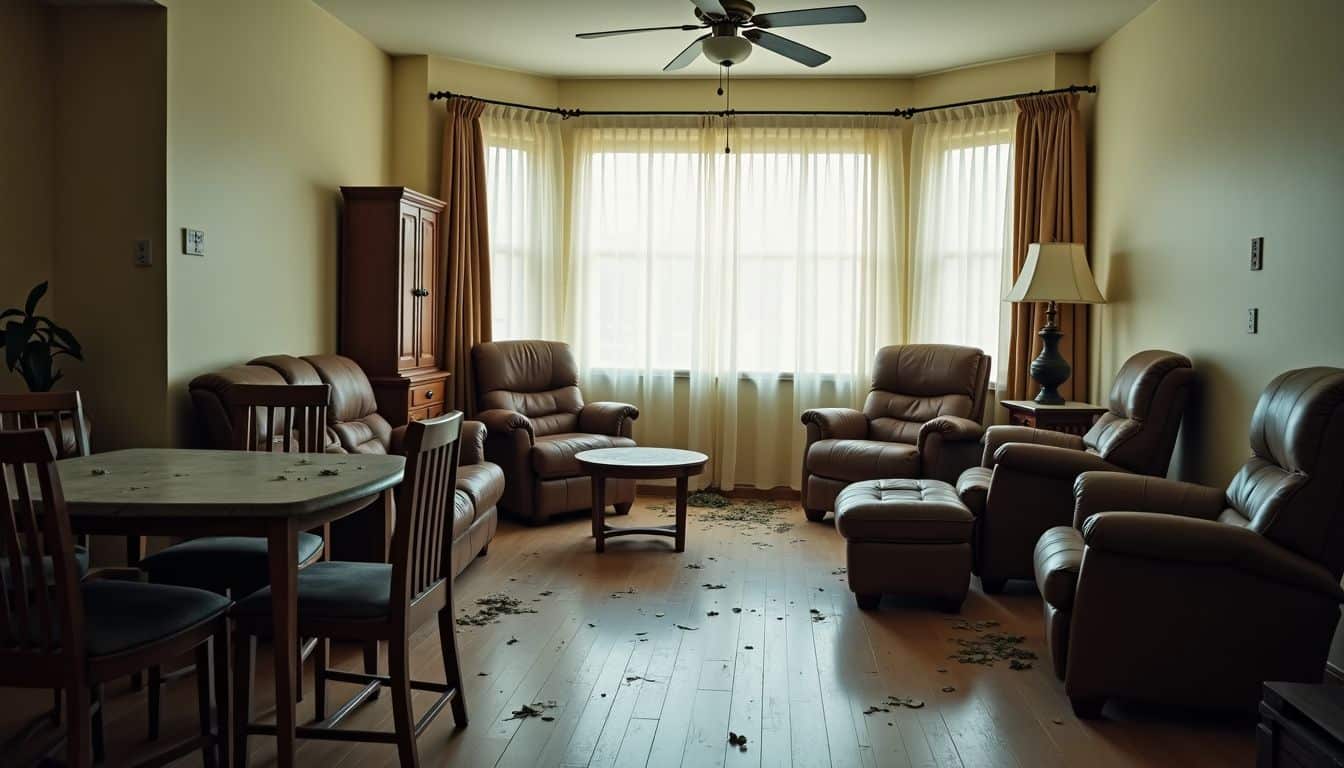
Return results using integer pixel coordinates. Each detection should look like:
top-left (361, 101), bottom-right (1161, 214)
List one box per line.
top-left (134, 239), bottom-right (152, 267)
top-left (182, 228), bottom-right (205, 256)
top-left (1247, 308), bottom-right (1259, 334)
top-left (1251, 236), bottom-right (1264, 271)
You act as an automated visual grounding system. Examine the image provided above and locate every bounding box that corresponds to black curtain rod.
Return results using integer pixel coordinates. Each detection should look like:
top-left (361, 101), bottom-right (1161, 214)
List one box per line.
top-left (427, 83), bottom-right (1096, 120)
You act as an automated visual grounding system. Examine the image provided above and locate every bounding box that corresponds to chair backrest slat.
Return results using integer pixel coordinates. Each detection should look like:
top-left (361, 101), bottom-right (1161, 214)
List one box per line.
top-left (0, 429), bottom-right (83, 658)
top-left (0, 392), bottom-right (91, 459)
top-left (220, 384), bottom-right (331, 454)
top-left (390, 413), bottom-right (463, 610)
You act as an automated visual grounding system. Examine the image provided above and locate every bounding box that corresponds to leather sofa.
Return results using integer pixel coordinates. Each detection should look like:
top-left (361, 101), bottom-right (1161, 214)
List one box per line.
top-left (800, 344), bottom-right (991, 522)
top-left (958, 350), bottom-right (1193, 591)
top-left (189, 354), bottom-right (502, 577)
top-left (1035, 367), bottom-right (1344, 716)
top-left (472, 340), bottom-right (639, 525)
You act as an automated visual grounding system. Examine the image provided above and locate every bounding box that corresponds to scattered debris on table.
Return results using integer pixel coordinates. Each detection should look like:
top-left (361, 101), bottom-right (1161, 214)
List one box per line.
top-left (702, 583), bottom-right (726, 590)
top-left (864, 695), bottom-right (925, 715)
top-left (809, 608), bottom-right (827, 622)
top-left (831, 567), bottom-right (847, 575)
top-left (318, 468), bottom-right (340, 476)
top-left (675, 624), bottom-right (699, 631)
top-left (90, 468), bottom-right (109, 476)
top-left (610, 587), bottom-right (637, 599)
top-left (505, 701), bottom-right (557, 721)
top-left (727, 732), bottom-right (748, 752)
top-left (506, 636), bottom-right (518, 646)
top-left (685, 563), bottom-right (703, 569)
top-left (707, 610), bottom-right (719, 617)
top-left (655, 612), bottom-right (665, 618)
top-left (731, 607), bottom-right (742, 613)
top-left (456, 593), bottom-right (539, 627)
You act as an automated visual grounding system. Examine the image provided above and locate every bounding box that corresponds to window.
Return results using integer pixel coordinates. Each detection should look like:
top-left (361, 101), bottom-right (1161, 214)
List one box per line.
top-left (569, 120), bottom-right (902, 379)
top-left (908, 106), bottom-right (1016, 383)
top-left (481, 109), bottom-right (563, 341)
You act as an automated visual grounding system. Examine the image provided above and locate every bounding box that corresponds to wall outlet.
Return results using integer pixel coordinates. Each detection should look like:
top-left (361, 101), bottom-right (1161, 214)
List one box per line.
top-left (1247, 308), bottom-right (1259, 334)
top-left (134, 239), bottom-right (152, 267)
top-left (1250, 236), bottom-right (1264, 271)
top-left (182, 228), bottom-right (205, 256)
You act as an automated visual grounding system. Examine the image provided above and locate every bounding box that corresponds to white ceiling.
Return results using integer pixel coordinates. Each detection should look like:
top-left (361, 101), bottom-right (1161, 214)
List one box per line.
top-left (314, 0), bottom-right (1154, 78)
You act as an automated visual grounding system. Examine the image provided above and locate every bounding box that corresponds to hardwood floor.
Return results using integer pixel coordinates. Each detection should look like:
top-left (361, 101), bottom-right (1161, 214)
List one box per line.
top-left (1, 497), bottom-right (1256, 767)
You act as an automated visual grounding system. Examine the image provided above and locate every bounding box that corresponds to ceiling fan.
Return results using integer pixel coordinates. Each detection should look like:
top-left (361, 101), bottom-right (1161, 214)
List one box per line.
top-left (577, 0), bottom-right (867, 71)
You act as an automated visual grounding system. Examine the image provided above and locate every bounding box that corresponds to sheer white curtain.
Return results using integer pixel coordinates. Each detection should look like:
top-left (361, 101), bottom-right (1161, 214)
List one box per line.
top-left (908, 103), bottom-right (1016, 386)
top-left (481, 105), bottom-right (564, 340)
top-left (567, 117), bottom-right (904, 490)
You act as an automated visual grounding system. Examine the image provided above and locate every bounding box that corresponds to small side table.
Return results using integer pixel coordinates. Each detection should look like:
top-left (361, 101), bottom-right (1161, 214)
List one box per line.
top-left (576, 447), bottom-right (708, 554)
top-left (1258, 681), bottom-right (1344, 767)
top-left (1000, 400), bottom-right (1108, 436)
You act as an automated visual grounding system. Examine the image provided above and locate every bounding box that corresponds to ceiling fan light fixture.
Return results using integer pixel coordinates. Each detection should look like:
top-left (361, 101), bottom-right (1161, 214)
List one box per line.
top-left (702, 35), bottom-right (752, 66)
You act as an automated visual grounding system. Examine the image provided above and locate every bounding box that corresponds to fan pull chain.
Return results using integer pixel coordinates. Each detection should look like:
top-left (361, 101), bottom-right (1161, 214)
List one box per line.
top-left (717, 66), bottom-right (724, 97)
top-left (724, 65), bottom-right (733, 154)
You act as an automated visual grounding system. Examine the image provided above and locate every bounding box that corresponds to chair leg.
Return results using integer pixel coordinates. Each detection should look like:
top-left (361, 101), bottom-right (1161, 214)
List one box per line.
top-left (91, 684), bottom-right (105, 765)
top-left (364, 641), bottom-right (380, 701)
top-left (388, 641), bottom-right (420, 768)
top-left (212, 627), bottom-right (231, 768)
top-left (64, 683), bottom-right (92, 768)
top-left (232, 635), bottom-right (255, 768)
top-left (438, 608), bottom-right (467, 727)
top-left (196, 641), bottom-right (218, 768)
top-left (314, 638), bottom-right (328, 722)
top-left (148, 664), bottom-right (162, 741)
top-left (612, 502), bottom-right (632, 516)
top-left (804, 508), bottom-right (827, 523)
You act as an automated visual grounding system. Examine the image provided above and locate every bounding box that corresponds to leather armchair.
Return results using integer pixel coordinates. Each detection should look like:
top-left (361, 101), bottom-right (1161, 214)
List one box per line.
top-left (959, 350), bottom-right (1194, 591)
top-left (473, 340), bottom-right (640, 525)
top-left (800, 344), bottom-right (991, 522)
top-left (189, 354), bottom-right (502, 577)
top-left (1034, 367), bottom-right (1344, 717)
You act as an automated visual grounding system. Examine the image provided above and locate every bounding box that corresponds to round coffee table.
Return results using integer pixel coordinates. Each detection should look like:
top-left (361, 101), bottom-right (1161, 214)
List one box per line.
top-left (576, 447), bottom-right (709, 553)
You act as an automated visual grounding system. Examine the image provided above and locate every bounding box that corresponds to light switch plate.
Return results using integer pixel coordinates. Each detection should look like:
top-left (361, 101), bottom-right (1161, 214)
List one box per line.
top-left (1247, 308), bottom-right (1259, 334)
top-left (134, 239), bottom-right (152, 267)
top-left (1250, 236), bottom-right (1264, 271)
top-left (182, 228), bottom-right (205, 256)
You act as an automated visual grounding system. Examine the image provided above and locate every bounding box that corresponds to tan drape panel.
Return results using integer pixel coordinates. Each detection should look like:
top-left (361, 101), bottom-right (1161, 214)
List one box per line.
top-left (439, 97), bottom-right (491, 415)
top-left (1006, 93), bottom-right (1090, 401)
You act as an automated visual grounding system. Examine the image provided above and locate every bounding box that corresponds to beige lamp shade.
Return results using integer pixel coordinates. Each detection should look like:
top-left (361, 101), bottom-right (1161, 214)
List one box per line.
top-left (1004, 242), bottom-right (1106, 304)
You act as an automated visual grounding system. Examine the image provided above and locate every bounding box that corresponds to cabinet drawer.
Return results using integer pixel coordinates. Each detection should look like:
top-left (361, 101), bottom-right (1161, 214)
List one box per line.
top-left (408, 403), bottom-right (446, 422)
top-left (410, 382), bottom-right (442, 407)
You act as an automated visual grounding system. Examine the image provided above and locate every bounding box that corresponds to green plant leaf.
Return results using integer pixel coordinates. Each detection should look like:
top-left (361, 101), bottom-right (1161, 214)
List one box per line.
top-left (24, 340), bottom-right (53, 392)
top-left (24, 282), bottom-right (48, 316)
top-left (4, 322), bottom-right (26, 371)
top-left (48, 325), bottom-right (82, 360)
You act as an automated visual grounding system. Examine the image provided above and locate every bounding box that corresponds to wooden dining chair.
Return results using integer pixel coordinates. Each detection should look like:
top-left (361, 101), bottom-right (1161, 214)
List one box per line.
top-left (139, 383), bottom-right (332, 738)
top-left (231, 411), bottom-right (468, 768)
top-left (0, 428), bottom-right (231, 768)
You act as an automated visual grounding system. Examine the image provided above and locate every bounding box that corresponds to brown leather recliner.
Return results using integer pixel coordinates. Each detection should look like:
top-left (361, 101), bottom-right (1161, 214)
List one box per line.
top-left (473, 340), bottom-right (640, 525)
top-left (189, 354), bottom-right (503, 577)
top-left (958, 350), bottom-right (1193, 591)
top-left (800, 344), bottom-right (991, 522)
top-left (1035, 367), bottom-right (1344, 717)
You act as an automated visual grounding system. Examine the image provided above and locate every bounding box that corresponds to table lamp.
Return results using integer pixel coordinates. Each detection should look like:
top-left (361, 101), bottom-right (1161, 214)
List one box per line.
top-left (1004, 242), bottom-right (1106, 405)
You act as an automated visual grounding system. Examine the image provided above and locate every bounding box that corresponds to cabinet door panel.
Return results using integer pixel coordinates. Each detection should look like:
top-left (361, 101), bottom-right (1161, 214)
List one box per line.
top-left (397, 205), bottom-right (420, 370)
top-left (416, 208), bottom-right (439, 369)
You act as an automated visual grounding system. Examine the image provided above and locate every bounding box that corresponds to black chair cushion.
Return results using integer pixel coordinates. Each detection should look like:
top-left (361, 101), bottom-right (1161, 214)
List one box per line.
top-left (82, 580), bottom-right (230, 657)
top-left (141, 533), bottom-right (324, 596)
top-left (234, 561), bottom-right (392, 622)
top-left (1, 545), bottom-right (90, 592)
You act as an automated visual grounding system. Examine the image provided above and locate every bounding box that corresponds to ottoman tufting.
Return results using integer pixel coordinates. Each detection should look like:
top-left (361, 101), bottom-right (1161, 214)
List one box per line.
top-left (834, 478), bottom-right (974, 611)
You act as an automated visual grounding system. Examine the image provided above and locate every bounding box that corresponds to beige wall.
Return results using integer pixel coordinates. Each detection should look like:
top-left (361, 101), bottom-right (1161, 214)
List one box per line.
top-left (162, 0), bottom-right (392, 444)
top-left (52, 6), bottom-right (170, 450)
top-left (1089, 0), bottom-right (1344, 485)
top-left (0, 2), bottom-right (57, 394)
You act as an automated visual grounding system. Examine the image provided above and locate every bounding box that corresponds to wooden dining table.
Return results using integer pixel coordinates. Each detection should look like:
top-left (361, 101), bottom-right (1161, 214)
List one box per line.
top-left (54, 448), bottom-right (405, 768)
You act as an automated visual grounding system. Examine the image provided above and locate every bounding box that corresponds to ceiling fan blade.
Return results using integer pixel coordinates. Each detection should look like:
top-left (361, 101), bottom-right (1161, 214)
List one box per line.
top-left (750, 4), bottom-right (867, 29)
top-left (743, 29), bottom-right (831, 67)
top-left (577, 24), bottom-right (704, 39)
top-left (664, 33), bottom-right (711, 71)
top-left (690, 0), bottom-right (728, 18)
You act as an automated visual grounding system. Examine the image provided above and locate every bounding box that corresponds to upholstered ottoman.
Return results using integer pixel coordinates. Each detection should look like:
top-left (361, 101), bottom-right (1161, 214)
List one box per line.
top-left (834, 479), bottom-right (974, 611)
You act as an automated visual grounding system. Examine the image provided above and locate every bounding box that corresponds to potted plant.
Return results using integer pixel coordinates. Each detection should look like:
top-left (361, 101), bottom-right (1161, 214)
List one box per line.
top-left (1, 282), bottom-right (83, 391)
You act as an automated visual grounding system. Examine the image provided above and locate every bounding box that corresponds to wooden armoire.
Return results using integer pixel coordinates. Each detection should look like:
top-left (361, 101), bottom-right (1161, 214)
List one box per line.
top-left (339, 187), bottom-right (449, 427)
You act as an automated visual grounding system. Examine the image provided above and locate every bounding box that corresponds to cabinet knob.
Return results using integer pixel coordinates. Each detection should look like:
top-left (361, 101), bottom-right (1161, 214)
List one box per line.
top-left (425, 390), bottom-right (434, 400)
top-left (411, 287), bottom-right (430, 297)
